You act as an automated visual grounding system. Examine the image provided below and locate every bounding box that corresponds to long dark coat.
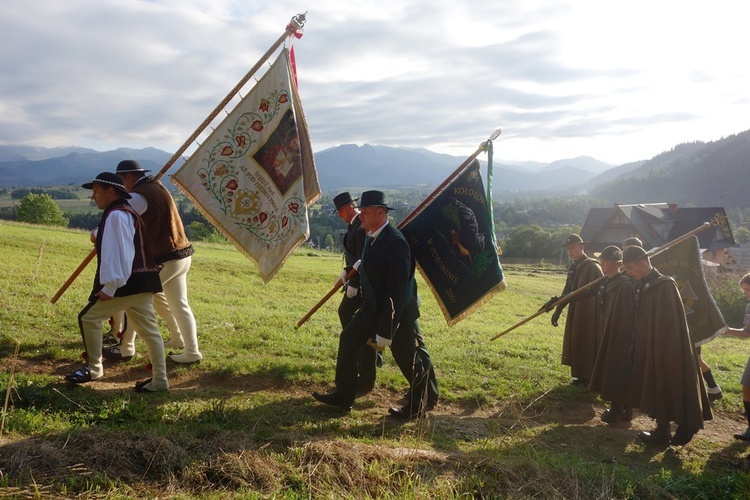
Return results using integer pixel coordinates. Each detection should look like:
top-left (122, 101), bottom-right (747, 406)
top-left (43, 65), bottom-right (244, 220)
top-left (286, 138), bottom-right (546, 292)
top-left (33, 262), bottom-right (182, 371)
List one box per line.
top-left (560, 256), bottom-right (603, 380)
top-left (630, 269), bottom-right (712, 428)
top-left (588, 274), bottom-right (634, 403)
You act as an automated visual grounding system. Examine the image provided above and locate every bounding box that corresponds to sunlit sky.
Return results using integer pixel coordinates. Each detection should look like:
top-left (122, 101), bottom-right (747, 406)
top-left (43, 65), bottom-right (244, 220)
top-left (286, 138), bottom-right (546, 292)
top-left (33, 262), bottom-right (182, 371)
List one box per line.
top-left (2, 1), bottom-right (748, 165)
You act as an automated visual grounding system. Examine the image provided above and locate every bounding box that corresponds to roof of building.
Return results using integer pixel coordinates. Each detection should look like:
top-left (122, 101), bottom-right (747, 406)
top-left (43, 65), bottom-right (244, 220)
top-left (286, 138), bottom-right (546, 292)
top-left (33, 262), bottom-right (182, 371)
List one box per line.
top-left (580, 203), bottom-right (735, 253)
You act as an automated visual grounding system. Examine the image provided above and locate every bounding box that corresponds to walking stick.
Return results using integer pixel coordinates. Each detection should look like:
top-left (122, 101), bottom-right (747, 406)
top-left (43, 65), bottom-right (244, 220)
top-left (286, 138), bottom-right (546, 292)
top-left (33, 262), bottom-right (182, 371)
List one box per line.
top-left (294, 128), bottom-right (502, 328)
top-left (491, 221), bottom-right (714, 341)
top-left (50, 13), bottom-right (307, 304)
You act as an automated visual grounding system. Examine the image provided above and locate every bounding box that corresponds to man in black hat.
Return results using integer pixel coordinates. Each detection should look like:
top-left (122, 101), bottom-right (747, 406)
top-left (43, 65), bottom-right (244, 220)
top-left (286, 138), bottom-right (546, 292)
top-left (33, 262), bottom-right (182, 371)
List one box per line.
top-left (313, 190), bottom-right (439, 418)
top-left (105, 160), bottom-right (202, 364)
top-left (548, 234), bottom-right (603, 385)
top-left (332, 191), bottom-right (379, 394)
top-left (65, 172), bottom-right (168, 392)
top-left (622, 245), bottom-right (712, 446)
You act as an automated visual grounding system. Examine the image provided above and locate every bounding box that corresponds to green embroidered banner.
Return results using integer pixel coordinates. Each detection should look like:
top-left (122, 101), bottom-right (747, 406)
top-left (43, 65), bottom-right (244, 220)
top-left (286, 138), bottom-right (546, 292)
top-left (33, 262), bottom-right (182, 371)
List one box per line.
top-left (651, 235), bottom-right (727, 344)
top-left (400, 160), bottom-right (506, 325)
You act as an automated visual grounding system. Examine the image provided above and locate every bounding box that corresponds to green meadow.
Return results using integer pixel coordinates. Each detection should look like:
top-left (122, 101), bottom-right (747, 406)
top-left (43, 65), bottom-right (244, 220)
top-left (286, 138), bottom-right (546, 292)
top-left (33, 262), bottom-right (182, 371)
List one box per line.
top-left (1, 219), bottom-right (750, 498)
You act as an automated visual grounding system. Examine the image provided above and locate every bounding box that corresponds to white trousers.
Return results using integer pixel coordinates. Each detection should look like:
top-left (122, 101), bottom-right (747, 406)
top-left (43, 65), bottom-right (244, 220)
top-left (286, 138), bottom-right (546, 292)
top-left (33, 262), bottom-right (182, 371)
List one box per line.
top-left (78, 292), bottom-right (168, 389)
top-left (118, 256), bottom-right (200, 357)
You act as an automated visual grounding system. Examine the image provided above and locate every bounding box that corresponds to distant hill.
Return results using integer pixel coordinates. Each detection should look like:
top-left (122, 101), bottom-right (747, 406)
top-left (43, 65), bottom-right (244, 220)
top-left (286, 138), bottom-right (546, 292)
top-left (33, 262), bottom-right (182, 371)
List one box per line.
top-left (0, 148), bottom-right (179, 188)
top-left (590, 131), bottom-right (750, 208)
top-left (314, 144), bottom-right (601, 192)
top-left (2, 129), bottom-right (749, 209)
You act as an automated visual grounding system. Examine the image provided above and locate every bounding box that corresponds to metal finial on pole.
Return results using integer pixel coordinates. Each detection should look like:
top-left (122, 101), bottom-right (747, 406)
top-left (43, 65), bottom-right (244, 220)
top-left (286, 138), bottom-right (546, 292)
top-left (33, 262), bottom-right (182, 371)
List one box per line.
top-left (288, 12), bottom-right (307, 31)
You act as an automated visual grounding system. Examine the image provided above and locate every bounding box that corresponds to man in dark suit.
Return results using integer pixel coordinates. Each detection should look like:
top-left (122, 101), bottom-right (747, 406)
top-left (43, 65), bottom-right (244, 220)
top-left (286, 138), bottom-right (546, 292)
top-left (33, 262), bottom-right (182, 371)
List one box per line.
top-left (313, 190), bottom-right (439, 418)
top-left (332, 191), bottom-right (378, 394)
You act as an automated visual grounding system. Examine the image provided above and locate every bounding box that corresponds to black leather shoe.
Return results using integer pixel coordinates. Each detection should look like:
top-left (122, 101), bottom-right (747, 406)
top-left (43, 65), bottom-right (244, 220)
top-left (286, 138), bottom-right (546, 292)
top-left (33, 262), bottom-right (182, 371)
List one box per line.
top-left (638, 428), bottom-right (671, 445)
top-left (670, 426), bottom-right (698, 446)
top-left (355, 383), bottom-right (374, 397)
top-left (312, 391), bottom-right (351, 412)
top-left (601, 406), bottom-right (633, 423)
top-left (388, 405), bottom-right (422, 419)
top-left (102, 347), bottom-right (133, 362)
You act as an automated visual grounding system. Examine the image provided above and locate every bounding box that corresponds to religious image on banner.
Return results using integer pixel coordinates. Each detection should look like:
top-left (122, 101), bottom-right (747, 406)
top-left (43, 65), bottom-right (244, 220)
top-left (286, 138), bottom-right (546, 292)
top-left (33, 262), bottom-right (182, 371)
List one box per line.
top-left (400, 159), bottom-right (506, 325)
top-left (651, 235), bottom-right (728, 345)
top-left (172, 48), bottom-right (320, 282)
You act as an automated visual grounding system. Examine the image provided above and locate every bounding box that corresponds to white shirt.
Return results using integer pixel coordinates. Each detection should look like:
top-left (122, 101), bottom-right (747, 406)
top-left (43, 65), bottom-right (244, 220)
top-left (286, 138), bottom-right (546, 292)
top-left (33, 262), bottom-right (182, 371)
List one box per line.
top-left (99, 210), bottom-right (136, 297)
top-left (126, 192), bottom-right (148, 215)
top-left (367, 220), bottom-right (390, 240)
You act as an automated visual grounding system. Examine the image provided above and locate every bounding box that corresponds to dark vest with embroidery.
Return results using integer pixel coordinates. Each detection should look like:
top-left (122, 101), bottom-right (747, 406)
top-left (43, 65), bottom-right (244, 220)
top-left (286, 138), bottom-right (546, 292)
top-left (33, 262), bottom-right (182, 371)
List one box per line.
top-left (91, 199), bottom-right (162, 300)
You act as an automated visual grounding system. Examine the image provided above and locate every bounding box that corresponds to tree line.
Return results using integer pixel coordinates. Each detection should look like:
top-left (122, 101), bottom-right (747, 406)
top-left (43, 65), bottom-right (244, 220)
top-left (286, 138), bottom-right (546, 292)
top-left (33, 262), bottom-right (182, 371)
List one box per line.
top-left (3, 188), bottom-right (750, 261)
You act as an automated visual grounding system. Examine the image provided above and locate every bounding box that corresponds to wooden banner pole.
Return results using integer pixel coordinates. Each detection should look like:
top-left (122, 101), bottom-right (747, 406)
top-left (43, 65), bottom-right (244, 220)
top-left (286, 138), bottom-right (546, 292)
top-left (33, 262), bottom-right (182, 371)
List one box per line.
top-left (50, 13), bottom-right (307, 304)
top-left (490, 221), bottom-right (714, 341)
top-left (294, 128), bottom-right (502, 328)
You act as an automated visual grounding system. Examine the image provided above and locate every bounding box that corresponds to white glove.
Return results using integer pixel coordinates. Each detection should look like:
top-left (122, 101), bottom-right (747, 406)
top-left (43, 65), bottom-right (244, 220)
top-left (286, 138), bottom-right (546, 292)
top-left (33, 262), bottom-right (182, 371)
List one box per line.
top-left (353, 260), bottom-right (361, 271)
top-left (346, 286), bottom-right (358, 298)
top-left (338, 269), bottom-right (347, 284)
top-left (375, 335), bottom-right (392, 349)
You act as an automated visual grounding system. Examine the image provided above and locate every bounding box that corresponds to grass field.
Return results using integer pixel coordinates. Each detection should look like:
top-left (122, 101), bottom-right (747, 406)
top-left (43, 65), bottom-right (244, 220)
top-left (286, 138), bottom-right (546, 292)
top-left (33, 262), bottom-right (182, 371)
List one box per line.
top-left (1, 219), bottom-right (750, 498)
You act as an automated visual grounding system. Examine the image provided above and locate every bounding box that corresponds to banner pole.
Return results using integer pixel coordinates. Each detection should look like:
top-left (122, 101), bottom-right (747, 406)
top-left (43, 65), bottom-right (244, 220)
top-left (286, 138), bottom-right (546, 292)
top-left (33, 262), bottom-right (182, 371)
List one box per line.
top-left (490, 220), bottom-right (715, 341)
top-left (397, 128), bottom-right (501, 229)
top-left (50, 13), bottom-right (307, 304)
top-left (294, 128), bottom-right (501, 328)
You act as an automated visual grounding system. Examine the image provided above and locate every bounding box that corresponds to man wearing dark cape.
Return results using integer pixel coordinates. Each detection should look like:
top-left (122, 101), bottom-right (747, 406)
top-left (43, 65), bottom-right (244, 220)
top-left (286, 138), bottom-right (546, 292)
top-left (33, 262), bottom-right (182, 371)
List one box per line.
top-left (623, 245), bottom-right (712, 446)
top-left (551, 234), bottom-right (603, 385)
top-left (588, 246), bottom-right (635, 423)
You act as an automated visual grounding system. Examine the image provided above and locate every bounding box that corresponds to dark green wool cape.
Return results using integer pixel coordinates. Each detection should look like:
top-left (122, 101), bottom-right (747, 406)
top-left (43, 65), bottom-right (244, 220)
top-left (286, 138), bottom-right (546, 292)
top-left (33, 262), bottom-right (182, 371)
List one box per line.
top-left (561, 256), bottom-right (603, 380)
top-left (630, 270), bottom-right (712, 428)
top-left (588, 274), bottom-right (634, 404)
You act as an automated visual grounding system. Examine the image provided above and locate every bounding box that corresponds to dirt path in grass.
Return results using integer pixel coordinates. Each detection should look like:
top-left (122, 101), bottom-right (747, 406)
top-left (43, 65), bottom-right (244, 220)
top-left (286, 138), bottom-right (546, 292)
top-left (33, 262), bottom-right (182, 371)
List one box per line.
top-left (9, 356), bottom-right (748, 451)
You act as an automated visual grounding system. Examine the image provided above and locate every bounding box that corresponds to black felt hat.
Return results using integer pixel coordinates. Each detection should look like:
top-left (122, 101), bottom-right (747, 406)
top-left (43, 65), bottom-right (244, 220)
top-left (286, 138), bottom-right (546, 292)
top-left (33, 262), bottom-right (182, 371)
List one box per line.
top-left (599, 245), bottom-right (623, 262)
top-left (115, 159), bottom-right (150, 174)
top-left (358, 190), bottom-right (394, 210)
top-left (82, 172), bottom-right (131, 198)
top-left (561, 234), bottom-right (588, 247)
top-left (331, 192), bottom-right (358, 213)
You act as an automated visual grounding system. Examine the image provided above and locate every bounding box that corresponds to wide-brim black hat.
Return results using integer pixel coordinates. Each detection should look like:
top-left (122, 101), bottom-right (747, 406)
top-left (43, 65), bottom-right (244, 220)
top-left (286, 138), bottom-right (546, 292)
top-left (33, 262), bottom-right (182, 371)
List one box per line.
top-left (115, 159), bottom-right (150, 174)
top-left (82, 172), bottom-right (131, 198)
top-left (358, 190), bottom-right (394, 210)
top-left (561, 234), bottom-right (588, 247)
top-left (331, 192), bottom-right (358, 213)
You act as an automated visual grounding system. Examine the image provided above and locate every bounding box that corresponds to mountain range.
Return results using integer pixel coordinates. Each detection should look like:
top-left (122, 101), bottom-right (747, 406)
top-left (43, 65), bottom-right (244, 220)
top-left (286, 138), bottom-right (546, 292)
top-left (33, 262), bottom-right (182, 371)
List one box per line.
top-left (1, 128), bottom-right (748, 208)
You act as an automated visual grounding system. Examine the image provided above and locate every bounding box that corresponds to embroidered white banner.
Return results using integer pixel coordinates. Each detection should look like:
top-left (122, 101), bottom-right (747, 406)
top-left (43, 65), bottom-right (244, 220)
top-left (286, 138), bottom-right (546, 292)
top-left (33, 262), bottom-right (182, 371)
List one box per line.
top-left (173, 48), bottom-right (320, 282)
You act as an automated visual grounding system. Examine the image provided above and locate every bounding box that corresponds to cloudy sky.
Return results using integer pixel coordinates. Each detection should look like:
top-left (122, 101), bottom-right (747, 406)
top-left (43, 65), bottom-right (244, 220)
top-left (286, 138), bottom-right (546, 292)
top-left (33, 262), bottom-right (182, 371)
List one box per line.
top-left (2, 1), bottom-right (748, 165)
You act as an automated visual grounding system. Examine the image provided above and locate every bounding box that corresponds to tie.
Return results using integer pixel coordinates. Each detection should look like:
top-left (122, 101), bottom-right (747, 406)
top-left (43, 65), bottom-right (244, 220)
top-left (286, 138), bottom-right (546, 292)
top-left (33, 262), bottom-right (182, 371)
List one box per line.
top-left (362, 236), bottom-right (374, 260)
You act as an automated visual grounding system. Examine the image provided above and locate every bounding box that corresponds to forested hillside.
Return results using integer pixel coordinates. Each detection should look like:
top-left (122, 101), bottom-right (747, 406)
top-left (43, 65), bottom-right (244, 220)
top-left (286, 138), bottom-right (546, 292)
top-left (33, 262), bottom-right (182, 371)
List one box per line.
top-left (591, 130), bottom-right (750, 208)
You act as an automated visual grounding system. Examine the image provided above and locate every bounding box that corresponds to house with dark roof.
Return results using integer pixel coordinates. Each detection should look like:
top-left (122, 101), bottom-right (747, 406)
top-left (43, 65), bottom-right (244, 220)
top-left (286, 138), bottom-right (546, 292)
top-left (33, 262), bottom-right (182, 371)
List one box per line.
top-left (580, 203), bottom-right (735, 262)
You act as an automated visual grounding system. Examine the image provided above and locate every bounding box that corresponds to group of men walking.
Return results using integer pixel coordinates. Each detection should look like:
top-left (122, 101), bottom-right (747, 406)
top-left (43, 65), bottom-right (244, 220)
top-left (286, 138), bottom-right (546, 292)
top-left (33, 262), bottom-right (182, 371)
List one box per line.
top-left (548, 234), bottom-right (712, 446)
top-left (65, 169), bottom-right (726, 436)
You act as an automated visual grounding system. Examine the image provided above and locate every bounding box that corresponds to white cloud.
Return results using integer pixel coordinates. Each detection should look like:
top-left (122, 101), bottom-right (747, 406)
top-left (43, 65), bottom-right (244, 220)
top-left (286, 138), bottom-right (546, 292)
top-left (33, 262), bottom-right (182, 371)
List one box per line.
top-left (1, 0), bottom-right (749, 165)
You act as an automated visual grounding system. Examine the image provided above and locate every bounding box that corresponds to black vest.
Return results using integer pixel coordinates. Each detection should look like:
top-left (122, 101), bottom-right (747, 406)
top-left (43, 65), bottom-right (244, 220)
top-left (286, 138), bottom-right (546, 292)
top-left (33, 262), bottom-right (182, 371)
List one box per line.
top-left (91, 199), bottom-right (162, 300)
